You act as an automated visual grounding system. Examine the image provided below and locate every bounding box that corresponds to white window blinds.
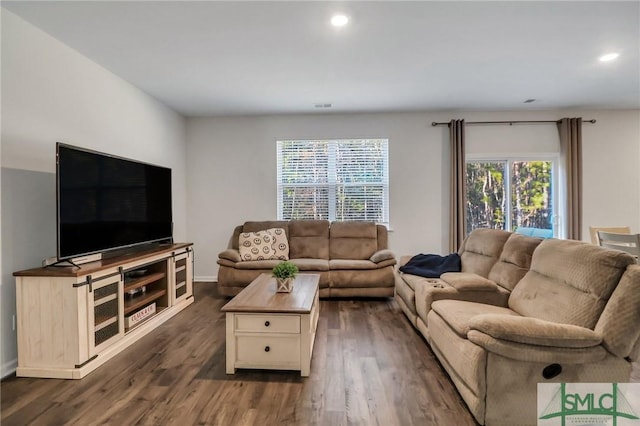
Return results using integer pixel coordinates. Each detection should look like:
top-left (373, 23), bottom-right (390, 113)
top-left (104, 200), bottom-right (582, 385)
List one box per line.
top-left (277, 139), bottom-right (389, 224)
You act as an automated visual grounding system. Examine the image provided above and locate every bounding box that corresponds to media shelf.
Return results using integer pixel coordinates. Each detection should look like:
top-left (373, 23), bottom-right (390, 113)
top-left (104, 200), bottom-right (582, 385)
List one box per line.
top-left (14, 243), bottom-right (194, 379)
top-left (124, 288), bottom-right (167, 315)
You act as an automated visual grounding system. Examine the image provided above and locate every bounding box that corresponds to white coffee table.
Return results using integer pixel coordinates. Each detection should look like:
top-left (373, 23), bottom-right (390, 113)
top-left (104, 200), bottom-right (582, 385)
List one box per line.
top-left (221, 273), bottom-right (320, 376)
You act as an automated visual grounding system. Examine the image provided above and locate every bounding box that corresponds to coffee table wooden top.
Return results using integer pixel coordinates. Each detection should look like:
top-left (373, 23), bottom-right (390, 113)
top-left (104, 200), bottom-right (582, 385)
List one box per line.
top-left (221, 273), bottom-right (320, 314)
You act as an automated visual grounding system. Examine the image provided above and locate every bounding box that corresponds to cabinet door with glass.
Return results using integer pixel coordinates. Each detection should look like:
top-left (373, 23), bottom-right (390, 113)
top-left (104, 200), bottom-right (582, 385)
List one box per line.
top-left (171, 248), bottom-right (193, 305)
top-left (87, 273), bottom-right (124, 357)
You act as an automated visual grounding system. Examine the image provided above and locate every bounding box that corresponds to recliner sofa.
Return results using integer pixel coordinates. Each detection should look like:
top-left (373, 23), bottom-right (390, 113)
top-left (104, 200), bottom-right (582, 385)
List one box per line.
top-left (396, 229), bottom-right (640, 425)
top-left (217, 220), bottom-right (396, 297)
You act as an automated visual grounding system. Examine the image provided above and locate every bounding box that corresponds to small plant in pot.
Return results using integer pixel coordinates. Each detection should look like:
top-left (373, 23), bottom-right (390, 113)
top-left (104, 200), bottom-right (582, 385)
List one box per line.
top-left (272, 261), bottom-right (298, 293)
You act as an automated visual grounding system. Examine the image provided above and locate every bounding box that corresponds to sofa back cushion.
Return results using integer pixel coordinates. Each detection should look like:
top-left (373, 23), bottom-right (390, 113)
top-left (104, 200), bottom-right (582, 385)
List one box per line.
top-left (231, 222), bottom-right (289, 250)
top-left (376, 225), bottom-right (389, 250)
top-left (594, 265), bottom-right (640, 359)
top-left (330, 221), bottom-right (378, 260)
top-left (488, 233), bottom-right (543, 291)
top-left (459, 229), bottom-right (512, 278)
top-left (509, 239), bottom-right (636, 329)
top-left (288, 220), bottom-right (330, 259)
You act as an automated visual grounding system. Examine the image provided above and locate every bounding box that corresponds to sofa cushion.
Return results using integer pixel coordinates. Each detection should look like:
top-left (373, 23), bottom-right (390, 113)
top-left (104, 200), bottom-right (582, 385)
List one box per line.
top-left (415, 281), bottom-right (511, 327)
top-left (509, 239), bottom-right (636, 328)
top-left (290, 258), bottom-right (330, 271)
top-left (431, 300), bottom-right (519, 337)
top-left (440, 272), bottom-right (499, 291)
top-left (243, 221), bottom-right (289, 235)
top-left (239, 230), bottom-right (276, 261)
top-left (468, 314), bottom-right (602, 348)
top-left (488, 233), bottom-right (542, 291)
top-left (459, 229), bottom-right (512, 278)
top-left (595, 265), bottom-right (640, 359)
top-left (288, 220), bottom-right (330, 259)
top-left (329, 259), bottom-right (395, 270)
top-left (330, 221), bottom-right (378, 260)
top-left (234, 259), bottom-right (281, 270)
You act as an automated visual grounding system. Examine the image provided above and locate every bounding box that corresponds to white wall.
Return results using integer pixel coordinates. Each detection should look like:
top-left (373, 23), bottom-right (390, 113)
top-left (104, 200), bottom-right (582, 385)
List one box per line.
top-left (0, 11), bottom-right (187, 377)
top-left (187, 110), bottom-right (640, 280)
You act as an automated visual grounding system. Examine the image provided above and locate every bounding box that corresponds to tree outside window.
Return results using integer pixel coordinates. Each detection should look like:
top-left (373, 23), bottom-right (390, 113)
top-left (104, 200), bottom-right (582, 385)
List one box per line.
top-left (466, 159), bottom-right (554, 235)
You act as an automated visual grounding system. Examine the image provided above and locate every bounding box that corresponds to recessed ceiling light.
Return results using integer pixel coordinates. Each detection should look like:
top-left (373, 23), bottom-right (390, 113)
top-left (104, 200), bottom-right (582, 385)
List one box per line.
top-left (599, 52), bottom-right (619, 62)
top-left (331, 14), bottom-right (349, 27)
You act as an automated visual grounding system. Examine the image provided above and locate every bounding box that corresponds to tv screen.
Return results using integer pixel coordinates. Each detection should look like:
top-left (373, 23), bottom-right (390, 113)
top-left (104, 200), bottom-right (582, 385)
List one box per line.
top-left (57, 143), bottom-right (173, 260)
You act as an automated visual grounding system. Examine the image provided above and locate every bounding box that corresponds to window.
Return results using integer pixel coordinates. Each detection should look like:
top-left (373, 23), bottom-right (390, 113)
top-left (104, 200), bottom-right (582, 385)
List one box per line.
top-left (465, 157), bottom-right (557, 236)
top-left (277, 139), bottom-right (389, 224)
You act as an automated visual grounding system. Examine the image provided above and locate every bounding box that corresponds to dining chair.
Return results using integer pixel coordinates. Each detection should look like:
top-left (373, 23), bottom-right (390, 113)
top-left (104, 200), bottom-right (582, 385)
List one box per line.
top-left (596, 230), bottom-right (640, 261)
top-left (589, 226), bottom-right (631, 245)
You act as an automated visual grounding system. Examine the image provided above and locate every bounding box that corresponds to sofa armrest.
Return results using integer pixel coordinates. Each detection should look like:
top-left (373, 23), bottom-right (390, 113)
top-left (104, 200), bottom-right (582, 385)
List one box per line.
top-left (468, 314), bottom-right (602, 348)
top-left (218, 249), bottom-right (241, 263)
top-left (440, 272), bottom-right (499, 292)
top-left (467, 329), bottom-right (607, 364)
top-left (370, 249), bottom-right (396, 264)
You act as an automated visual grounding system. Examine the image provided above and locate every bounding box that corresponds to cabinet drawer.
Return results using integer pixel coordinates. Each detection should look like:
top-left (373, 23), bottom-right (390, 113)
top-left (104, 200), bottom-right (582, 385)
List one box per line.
top-left (235, 314), bottom-right (300, 333)
top-left (236, 335), bottom-right (300, 366)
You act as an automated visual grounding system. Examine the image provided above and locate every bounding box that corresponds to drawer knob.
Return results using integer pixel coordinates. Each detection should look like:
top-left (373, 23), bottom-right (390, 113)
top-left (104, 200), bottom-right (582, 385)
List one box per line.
top-left (264, 321), bottom-right (270, 327)
top-left (264, 346), bottom-right (270, 352)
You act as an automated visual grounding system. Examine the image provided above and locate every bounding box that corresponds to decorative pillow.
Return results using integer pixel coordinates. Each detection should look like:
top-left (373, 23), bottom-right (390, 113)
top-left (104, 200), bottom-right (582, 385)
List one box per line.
top-left (239, 231), bottom-right (275, 261)
top-left (268, 228), bottom-right (290, 260)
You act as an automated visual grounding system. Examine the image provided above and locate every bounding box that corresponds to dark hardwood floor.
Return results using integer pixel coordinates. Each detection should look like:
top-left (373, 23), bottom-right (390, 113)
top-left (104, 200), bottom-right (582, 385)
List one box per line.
top-left (1, 282), bottom-right (477, 426)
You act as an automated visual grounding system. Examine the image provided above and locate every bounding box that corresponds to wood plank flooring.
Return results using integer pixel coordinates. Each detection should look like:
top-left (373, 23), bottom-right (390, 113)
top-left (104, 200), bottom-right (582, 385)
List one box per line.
top-left (1, 282), bottom-right (477, 426)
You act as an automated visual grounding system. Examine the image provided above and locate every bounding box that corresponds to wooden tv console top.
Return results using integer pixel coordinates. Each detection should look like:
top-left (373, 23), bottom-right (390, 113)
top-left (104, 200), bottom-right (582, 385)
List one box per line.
top-left (14, 243), bottom-right (192, 277)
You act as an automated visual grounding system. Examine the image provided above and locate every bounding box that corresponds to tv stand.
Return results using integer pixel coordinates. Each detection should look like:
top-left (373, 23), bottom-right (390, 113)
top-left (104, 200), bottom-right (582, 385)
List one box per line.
top-left (13, 243), bottom-right (194, 379)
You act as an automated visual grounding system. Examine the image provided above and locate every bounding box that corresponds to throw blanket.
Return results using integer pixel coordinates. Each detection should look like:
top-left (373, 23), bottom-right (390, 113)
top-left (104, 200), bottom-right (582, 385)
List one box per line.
top-left (399, 253), bottom-right (461, 278)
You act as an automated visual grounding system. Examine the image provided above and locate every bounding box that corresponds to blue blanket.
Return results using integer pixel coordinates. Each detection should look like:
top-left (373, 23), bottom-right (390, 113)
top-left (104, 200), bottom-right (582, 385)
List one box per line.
top-left (399, 253), bottom-right (461, 278)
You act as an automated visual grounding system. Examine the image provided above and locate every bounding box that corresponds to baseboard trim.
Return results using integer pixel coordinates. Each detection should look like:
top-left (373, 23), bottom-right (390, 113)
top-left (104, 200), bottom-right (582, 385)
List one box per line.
top-left (2, 358), bottom-right (17, 379)
top-left (195, 275), bottom-right (217, 282)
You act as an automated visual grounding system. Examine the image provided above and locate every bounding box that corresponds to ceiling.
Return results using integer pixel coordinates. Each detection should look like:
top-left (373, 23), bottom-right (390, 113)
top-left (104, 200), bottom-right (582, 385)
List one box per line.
top-left (3, 1), bottom-right (639, 116)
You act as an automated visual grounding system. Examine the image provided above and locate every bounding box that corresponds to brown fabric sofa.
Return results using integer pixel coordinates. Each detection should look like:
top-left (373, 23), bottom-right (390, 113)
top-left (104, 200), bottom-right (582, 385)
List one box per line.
top-left (395, 228), bottom-right (543, 337)
top-left (397, 230), bottom-right (640, 426)
top-left (217, 220), bottom-right (396, 297)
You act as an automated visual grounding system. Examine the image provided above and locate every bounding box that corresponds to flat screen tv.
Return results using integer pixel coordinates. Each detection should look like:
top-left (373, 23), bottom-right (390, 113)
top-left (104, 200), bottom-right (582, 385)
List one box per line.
top-left (56, 143), bottom-right (173, 261)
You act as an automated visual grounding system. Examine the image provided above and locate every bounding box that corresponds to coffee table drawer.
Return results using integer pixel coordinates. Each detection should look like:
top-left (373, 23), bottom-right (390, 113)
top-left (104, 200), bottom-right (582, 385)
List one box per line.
top-left (235, 314), bottom-right (300, 333)
top-left (236, 335), bottom-right (300, 366)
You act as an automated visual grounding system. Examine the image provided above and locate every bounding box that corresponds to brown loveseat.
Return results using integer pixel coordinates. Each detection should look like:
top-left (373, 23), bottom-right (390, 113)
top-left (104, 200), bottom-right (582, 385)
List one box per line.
top-left (217, 220), bottom-right (396, 297)
top-left (396, 229), bottom-right (640, 426)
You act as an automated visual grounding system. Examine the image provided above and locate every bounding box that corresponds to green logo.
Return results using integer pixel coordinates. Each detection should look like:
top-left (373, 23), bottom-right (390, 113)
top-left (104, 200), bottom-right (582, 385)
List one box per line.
top-left (539, 383), bottom-right (639, 425)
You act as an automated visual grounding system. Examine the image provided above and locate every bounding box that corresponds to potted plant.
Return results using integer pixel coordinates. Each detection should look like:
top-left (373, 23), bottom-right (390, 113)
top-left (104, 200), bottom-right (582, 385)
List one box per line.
top-left (272, 261), bottom-right (298, 293)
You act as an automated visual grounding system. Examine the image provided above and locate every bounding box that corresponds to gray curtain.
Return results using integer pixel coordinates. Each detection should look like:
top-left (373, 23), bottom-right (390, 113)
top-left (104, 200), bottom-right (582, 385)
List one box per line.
top-left (449, 119), bottom-right (466, 252)
top-left (557, 117), bottom-right (583, 240)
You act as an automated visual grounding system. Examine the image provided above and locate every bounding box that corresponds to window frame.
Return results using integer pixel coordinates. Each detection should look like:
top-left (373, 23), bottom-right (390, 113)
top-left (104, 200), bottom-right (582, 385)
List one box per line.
top-left (465, 153), bottom-right (560, 237)
top-left (276, 138), bottom-right (390, 226)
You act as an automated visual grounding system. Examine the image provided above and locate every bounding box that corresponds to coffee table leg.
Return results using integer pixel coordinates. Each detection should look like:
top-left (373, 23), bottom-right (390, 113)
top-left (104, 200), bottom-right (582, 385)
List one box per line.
top-left (300, 312), bottom-right (311, 377)
top-left (225, 313), bottom-right (236, 374)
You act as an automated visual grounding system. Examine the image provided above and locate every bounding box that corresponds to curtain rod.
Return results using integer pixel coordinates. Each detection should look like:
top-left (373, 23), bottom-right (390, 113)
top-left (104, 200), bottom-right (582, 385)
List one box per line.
top-left (431, 119), bottom-right (596, 126)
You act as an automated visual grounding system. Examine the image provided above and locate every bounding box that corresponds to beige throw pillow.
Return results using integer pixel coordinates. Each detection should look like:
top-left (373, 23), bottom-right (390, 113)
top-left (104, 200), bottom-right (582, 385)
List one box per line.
top-left (239, 231), bottom-right (275, 261)
top-left (238, 228), bottom-right (290, 261)
top-left (268, 228), bottom-right (290, 260)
